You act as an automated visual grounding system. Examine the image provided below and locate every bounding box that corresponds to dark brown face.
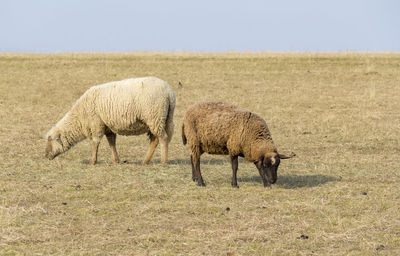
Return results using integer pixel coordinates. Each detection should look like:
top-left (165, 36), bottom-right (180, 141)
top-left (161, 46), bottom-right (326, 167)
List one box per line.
top-left (262, 156), bottom-right (281, 184)
top-left (254, 153), bottom-right (281, 187)
top-left (255, 152), bottom-right (296, 187)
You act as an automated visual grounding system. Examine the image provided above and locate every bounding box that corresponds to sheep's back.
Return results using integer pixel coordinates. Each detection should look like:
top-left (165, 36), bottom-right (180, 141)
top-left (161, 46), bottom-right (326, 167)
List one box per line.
top-left (92, 77), bottom-right (173, 136)
top-left (184, 102), bottom-right (247, 154)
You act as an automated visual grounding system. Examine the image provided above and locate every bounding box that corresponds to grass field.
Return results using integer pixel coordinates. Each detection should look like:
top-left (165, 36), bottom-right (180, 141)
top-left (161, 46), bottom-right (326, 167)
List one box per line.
top-left (1, 52), bottom-right (400, 255)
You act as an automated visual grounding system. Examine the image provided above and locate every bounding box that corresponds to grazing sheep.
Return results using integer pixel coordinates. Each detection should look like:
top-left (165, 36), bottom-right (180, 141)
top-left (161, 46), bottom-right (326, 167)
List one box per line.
top-left (45, 76), bottom-right (176, 165)
top-left (182, 101), bottom-right (295, 187)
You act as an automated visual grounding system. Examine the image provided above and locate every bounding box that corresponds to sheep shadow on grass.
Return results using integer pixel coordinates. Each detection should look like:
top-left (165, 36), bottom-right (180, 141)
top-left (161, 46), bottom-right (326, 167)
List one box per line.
top-left (113, 158), bottom-right (228, 166)
top-left (168, 158), bottom-right (228, 166)
top-left (238, 174), bottom-right (339, 189)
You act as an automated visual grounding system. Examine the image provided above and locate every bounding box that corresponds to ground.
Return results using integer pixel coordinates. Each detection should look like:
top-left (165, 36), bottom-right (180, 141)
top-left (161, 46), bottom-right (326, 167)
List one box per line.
top-left (0, 52), bottom-right (399, 255)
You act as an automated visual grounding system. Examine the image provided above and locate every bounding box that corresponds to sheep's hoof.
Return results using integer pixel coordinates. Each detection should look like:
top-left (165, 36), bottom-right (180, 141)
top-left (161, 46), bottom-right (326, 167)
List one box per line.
top-left (192, 176), bottom-right (198, 182)
top-left (197, 181), bottom-right (206, 187)
top-left (231, 183), bottom-right (239, 189)
top-left (89, 159), bottom-right (97, 165)
top-left (141, 161), bottom-right (149, 166)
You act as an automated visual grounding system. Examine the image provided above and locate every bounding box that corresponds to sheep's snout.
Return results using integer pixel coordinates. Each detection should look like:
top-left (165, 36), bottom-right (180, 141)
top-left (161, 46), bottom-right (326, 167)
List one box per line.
top-left (45, 151), bottom-right (56, 160)
top-left (45, 147), bottom-right (57, 160)
top-left (45, 140), bottom-right (53, 159)
top-left (264, 169), bottom-right (277, 185)
top-left (45, 149), bottom-right (61, 160)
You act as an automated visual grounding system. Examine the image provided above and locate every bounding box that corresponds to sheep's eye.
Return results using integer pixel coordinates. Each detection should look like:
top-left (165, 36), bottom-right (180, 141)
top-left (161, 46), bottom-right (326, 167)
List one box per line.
top-left (263, 162), bottom-right (271, 168)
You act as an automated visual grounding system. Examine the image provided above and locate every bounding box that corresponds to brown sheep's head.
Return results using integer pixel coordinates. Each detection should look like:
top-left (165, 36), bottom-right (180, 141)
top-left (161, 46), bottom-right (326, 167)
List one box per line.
top-left (254, 152), bottom-right (295, 187)
top-left (45, 133), bottom-right (63, 160)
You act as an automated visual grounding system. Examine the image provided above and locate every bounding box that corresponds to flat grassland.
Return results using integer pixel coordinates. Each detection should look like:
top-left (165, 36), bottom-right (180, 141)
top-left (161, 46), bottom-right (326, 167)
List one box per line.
top-left (0, 53), bottom-right (399, 255)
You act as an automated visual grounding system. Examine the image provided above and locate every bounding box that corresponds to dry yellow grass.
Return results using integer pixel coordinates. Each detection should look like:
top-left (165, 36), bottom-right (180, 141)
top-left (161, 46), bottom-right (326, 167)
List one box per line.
top-left (1, 52), bottom-right (400, 255)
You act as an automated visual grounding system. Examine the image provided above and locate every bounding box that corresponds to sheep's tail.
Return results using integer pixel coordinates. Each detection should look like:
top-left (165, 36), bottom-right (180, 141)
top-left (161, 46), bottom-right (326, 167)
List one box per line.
top-left (165, 91), bottom-right (176, 143)
top-left (182, 123), bottom-right (187, 145)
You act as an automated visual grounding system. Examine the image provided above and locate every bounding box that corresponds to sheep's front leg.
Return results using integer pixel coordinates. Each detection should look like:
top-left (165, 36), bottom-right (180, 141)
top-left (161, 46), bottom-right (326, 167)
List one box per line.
top-left (190, 155), bottom-right (197, 181)
top-left (142, 133), bottom-right (159, 165)
top-left (230, 155), bottom-right (239, 188)
top-left (106, 132), bottom-right (120, 164)
top-left (192, 153), bottom-right (205, 186)
top-left (90, 138), bottom-right (101, 165)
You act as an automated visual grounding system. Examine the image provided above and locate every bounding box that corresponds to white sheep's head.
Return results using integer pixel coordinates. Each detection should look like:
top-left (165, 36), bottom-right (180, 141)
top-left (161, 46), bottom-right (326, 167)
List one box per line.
top-left (254, 152), bottom-right (295, 186)
top-left (45, 132), bottom-right (64, 160)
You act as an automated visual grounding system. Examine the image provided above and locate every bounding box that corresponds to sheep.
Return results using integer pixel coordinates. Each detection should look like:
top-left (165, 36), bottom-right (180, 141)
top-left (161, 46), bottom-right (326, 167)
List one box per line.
top-left (45, 76), bottom-right (176, 165)
top-left (182, 101), bottom-right (295, 188)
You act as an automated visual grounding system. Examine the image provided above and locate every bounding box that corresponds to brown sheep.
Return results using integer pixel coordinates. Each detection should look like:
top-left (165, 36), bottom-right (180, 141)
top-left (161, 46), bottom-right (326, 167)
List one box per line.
top-left (182, 101), bottom-right (295, 188)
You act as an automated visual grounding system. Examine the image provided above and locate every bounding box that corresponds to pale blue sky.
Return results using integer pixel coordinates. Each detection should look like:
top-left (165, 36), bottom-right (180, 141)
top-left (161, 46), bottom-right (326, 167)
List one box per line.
top-left (1, 0), bottom-right (399, 52)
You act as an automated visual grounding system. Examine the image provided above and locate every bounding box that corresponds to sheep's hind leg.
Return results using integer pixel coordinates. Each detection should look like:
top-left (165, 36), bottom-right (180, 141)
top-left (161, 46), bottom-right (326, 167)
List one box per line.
top-left (106, 132), bottom-right (120, 164)
top-left (192, 153), bottom-right (205, 186)
top-left (230, 155), bottom-right (239, 188)
top-left (159, 132), bottom-right (169, 165)
top-left (142, 133), bottom-right (159, 165)
top-left (90, 138), bottom-right (101, 165)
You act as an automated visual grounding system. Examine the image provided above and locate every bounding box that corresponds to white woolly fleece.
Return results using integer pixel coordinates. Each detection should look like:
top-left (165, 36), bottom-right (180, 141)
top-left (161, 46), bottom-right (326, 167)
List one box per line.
top-left (46, 76), bottom-right (176, 152)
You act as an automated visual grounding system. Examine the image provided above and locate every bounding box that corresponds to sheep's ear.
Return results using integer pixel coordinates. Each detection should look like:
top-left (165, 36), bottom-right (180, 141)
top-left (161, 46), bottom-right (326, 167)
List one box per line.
top-left (278, 152), bottom-right (296, 159)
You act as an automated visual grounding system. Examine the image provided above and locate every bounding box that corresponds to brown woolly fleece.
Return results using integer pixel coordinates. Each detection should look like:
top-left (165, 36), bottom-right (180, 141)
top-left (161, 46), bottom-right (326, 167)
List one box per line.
top-left (182, 101), bottom-right (276, 161)
top-left (182, 101), bottom-right (294, 187)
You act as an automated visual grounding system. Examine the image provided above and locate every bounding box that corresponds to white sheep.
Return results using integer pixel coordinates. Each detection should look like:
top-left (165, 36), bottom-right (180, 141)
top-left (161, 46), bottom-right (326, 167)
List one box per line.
top-left (45, 76), bottom-right (176, 165)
